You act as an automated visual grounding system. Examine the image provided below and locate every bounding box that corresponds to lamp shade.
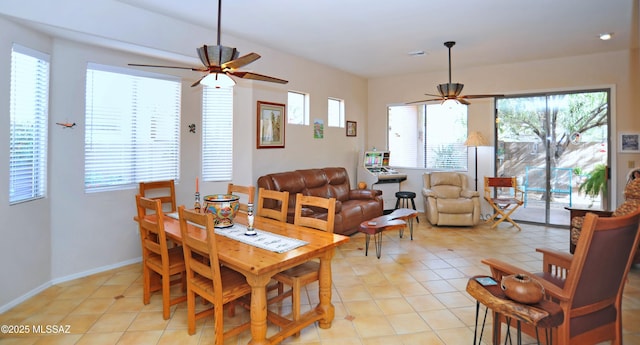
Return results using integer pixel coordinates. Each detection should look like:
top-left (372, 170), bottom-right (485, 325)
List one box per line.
top-left (464, 131), bottom-right (489, 147)
top-left (200, 73), bottom-right (236, 88)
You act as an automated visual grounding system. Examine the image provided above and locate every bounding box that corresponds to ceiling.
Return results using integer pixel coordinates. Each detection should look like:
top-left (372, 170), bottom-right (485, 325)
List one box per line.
top-left (0, 0), bottom-right (636, 79)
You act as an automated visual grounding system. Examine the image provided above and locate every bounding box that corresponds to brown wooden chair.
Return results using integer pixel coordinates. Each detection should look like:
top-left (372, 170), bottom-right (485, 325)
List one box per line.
top-left (482, 210), bottom-right (640, 345)
top-left (256, 187), bottom-right (289, 222)
top-left (227, 183), bottom-right (255, 213)
top-left (135, 194), bottom-right (186, 319)
top-left (177, 205), bottom-right (252, 338)
top-left (139, 180), bottom-right (177, 213)
top-left (272, 194), bottom-right (336, 335)
top-left (484, 176), bottom-right (524, 230)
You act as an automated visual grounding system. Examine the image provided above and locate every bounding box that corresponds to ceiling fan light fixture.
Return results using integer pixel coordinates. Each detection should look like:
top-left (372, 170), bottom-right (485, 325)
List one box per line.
top-left (201, 73), bottom-right (236, 88)
top-left (197, 45), bottom-right (239, 66)
top-left (437, 83), bottom-right (464, 98)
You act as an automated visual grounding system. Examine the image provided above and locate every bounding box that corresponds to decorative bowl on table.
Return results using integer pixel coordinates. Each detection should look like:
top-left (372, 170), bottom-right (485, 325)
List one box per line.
top-left (203, 194), bottom-right (240, 228)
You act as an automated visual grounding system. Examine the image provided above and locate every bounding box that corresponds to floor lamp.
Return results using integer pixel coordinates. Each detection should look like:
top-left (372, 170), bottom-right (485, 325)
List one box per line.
top-left (464, 131), bottom-right (489, 191)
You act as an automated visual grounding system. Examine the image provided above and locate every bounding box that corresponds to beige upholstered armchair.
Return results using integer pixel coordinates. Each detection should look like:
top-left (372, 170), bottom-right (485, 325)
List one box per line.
top-left (422, 172), bottom-right (481, 226)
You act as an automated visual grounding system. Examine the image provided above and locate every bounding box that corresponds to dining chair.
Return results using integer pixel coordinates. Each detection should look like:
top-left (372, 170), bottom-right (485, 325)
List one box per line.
top-left (482, 209), bottom-right (640, 345)
top-left (227, 183), bottom-right (255, 213)
top-left (256, 187), bottom-right (289, 222)
top-left (135, 194), bottom-right (186, 320)
top-left (177, 205), bottom-right (252, 339)
top-left (139, 179), bottom-right (177, 213)
top-left (272, 193), bottom-right (336, 335)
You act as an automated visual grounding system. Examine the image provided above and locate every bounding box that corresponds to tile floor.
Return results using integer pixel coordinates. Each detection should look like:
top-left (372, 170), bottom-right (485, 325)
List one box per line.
top-left (1, 218), bottom-right (639, 345)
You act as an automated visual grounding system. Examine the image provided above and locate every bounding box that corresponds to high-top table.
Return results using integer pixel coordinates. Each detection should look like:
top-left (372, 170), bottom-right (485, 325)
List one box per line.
top-left (149, 212), bottom-right (349, 345)
top-left (358, 208), bottom-right (418, 258)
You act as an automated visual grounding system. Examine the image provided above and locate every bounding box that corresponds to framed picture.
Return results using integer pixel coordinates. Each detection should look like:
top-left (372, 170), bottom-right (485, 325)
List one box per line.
top-left (257, 101), bottom-right (286, 149)
top-left (346, 120), bottom-right (357, 137)
top-left (619, 132), bottom-right (640, 153)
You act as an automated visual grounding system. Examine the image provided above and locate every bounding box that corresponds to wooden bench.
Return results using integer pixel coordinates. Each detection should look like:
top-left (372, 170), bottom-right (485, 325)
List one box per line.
top-left (358, 208), bottom-right (418, 259)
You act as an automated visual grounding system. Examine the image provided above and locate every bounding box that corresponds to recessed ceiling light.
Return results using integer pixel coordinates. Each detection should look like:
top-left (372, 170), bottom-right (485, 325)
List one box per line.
top-left (599, 33), bottom-right (613, 41)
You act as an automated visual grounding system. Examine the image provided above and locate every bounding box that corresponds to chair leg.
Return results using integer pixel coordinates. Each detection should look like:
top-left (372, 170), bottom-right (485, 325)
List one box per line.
top-left (161, 272), bottom-right (171, 320)
top-left (187, 289), bottom-right (197, 335)
top-left (142, 264), bottom-right (151, 305)
top-left (292, 279), bottom-right (302, 337)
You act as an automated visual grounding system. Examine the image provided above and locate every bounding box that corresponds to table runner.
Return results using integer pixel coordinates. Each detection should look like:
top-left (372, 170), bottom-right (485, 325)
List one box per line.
top-left (165, 212), bottom-right (308, 253)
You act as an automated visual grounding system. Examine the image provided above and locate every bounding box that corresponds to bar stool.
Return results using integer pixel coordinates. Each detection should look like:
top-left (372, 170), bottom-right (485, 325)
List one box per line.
top-left (394, 191), bottom-right (419, 223)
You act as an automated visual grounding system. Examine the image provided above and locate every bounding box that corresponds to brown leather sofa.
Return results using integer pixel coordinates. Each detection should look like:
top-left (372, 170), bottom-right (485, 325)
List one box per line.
top-left (257, 167), bottom-right (383, 236)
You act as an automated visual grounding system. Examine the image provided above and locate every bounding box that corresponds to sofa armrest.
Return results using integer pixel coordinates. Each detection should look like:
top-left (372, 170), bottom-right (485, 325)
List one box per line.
top-left (422, 188), bottom-right (437, 198)
top-left (349, 189), bottom-right (381, 200)
top-left (460, 190), bottom-right (480, 198)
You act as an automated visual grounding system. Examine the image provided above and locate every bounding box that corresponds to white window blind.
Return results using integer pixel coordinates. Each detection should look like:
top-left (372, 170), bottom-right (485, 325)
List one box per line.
top-left (288, 91), bottom-right (308, 125)
top-left (202, 86), bottom-right (233, 181)
top-left (85, 63), bottom-right (181, 192)
top-left (9, 44), bottom-right (49, 204)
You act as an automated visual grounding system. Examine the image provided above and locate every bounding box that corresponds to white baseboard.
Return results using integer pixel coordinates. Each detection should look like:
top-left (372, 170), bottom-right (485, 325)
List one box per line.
top-left (0, 257), bottom-right (142, 314)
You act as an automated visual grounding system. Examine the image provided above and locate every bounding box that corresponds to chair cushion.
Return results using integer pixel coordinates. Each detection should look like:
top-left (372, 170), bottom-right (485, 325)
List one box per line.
top-left (437, 198), bottom-right (474, 214)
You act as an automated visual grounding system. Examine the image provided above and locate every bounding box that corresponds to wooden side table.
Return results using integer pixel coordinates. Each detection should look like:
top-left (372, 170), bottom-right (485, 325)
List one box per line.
top-left (358, 208), bottom-right (418, 258)
top-left (466, 275), bottom-right (564, 345)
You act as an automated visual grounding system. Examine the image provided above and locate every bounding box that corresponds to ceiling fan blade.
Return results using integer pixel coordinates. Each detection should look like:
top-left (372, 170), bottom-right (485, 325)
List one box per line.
top-left (128, 63), bottom-right (207, 72)
top-left (457, 98), bottom-right (471, 105)
top-left (406, 97), bottom-right (444, 104)
top-left (230, 71), bottom-right (288, 84)
top-left (191, 74), bottom-right (208, 87)
top-left (222, 52), bottom-right (261, 70)
top-left (461, 94), bottom-right (505, 99)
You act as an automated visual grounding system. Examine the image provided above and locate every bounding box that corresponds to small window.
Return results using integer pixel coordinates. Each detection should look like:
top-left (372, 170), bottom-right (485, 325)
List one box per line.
top-left (328, 98), bottom-right (344, 127)
top-left (85, 63), bottom-right (181, 192)
top-left (288, 91), bottom-right (308, 125)
top-left (9, 44), bottom-right (50, 204)
top-left (202, 86), bottom-right (233, 181)
top-left (388, 103), bottom-right (468, 170)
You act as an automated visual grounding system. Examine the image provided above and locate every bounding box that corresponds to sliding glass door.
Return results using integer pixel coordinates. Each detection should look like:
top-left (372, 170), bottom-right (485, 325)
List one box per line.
top-left (495, 90), bottom-right (610, 226)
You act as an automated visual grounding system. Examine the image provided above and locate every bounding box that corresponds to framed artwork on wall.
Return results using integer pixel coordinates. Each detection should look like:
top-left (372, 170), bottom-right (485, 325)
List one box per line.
top-left (346, 120), bottom-right (357, 137)
top-left (619, 132), bottom-right (640, 153)
top-left (257, 101), bottom-right (286, 149)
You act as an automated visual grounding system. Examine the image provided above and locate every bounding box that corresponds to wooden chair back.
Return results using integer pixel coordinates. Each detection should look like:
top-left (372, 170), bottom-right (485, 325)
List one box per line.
top-left (256, 188), bottom-right (289, 222)
top-left (483, 176), bottom-right (523, 204)
top-left (136, 194), bottom-right (170, 262)
top-left (227, 183), bottom-right (255, 213)
top-left (557, 210), bottom-right (640, 343)
top-left (293, 193), bottom-right (336, 233)
top-left (139, 179), bottom-right (176, 213)
top-left (178, 206), bottom-right (223, 292)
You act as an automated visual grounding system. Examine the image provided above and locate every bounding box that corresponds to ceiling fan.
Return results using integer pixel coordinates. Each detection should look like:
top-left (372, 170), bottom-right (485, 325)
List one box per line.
top-left (128, 0), bottom-right (287, 87)
top-left (408, 41), bottom-right (501, 105)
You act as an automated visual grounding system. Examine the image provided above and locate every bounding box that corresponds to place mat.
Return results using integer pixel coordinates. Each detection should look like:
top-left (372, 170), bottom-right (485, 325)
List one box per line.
top-left (164, 212), bottom-right (308, 253)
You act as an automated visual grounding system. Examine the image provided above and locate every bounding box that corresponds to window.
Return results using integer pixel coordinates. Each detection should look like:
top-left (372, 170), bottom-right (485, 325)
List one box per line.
top-left (9, 44), bottom-right (49, 204)
top-left (327, 97), bottom-right (344, 127)
top-left (388, 103), bottom-right (468, 170)
top-left (85, 63), bottom-right (181, 192)
top-left (288, 91), bottom-right (308, 125)
top-left (202, 86), bottom-right (233, 181)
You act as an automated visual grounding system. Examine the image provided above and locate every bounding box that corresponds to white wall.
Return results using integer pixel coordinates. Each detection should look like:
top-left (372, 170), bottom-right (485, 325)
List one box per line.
top-left (0, 16), bottom-right (368, 311)
top-left (367, 49), bottom-right (640, 213)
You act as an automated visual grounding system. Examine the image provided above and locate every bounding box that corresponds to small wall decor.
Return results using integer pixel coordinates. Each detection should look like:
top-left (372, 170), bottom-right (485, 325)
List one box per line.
top-left (257, 101), bottom-right (285, 149)
top-left (189, 124), bottom-right (196, 133)
top-left (56, 122), bottom-right (76, 129)
top-left (314, 119), bottom-right (324, 139)
top-left (619, 132), bottom-right (640, 153)
top-left (346, 120), bottom-right (357, 137)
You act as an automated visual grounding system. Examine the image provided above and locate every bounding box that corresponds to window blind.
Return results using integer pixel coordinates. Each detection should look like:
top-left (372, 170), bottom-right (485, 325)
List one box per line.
top-left (425, 103), bottom-right (468, 170)
top-left (202, 86), bottom-right (233, 181)
top-left (9, 44), bottom-right (49, 204)
top-left (84, 63), bottom-right (181, 192)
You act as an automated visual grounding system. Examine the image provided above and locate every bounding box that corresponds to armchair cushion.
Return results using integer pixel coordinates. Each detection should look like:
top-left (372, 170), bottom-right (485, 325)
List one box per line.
top-left (422, 172), bottom-right (481, 226)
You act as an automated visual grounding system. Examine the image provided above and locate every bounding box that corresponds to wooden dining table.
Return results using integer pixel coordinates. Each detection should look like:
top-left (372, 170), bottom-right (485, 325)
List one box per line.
top-left (156, 211), bottom-right (349, 345)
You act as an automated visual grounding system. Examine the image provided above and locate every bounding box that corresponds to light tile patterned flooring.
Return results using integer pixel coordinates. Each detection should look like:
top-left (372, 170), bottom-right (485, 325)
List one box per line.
top-left (2, 218), bottom-right (640, 345)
